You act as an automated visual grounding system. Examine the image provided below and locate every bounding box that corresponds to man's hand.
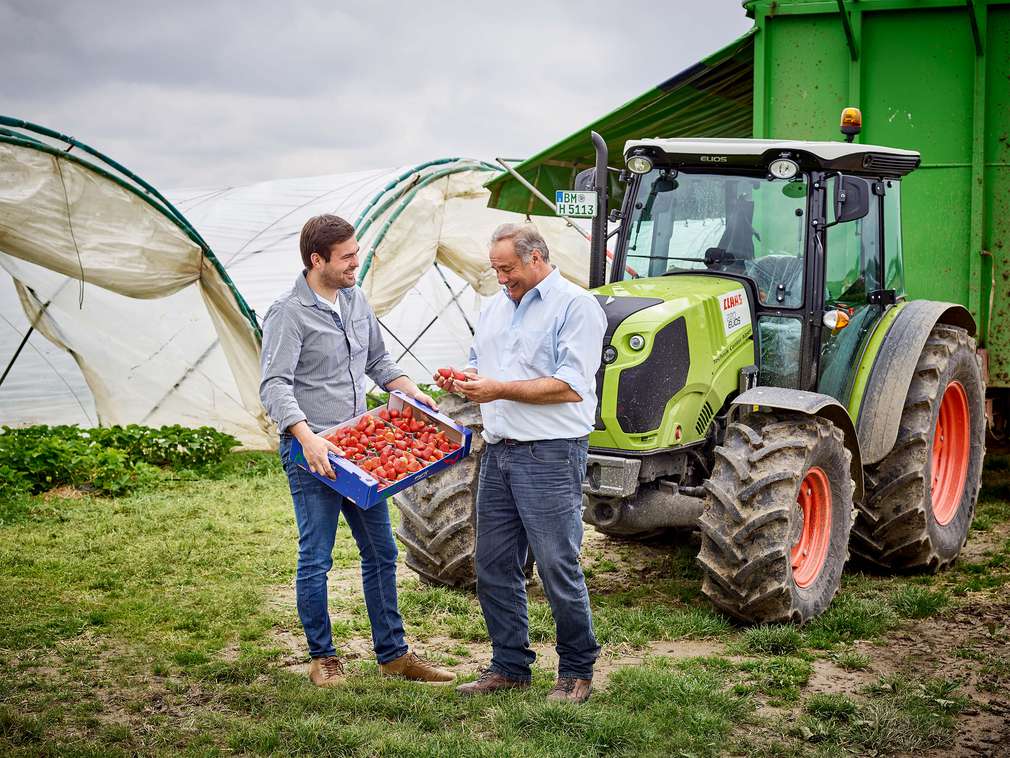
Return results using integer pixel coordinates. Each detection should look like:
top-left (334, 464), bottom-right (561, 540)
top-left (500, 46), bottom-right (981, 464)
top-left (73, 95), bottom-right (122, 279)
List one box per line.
top-left (301, 432), bottom-right (341, 480)
top-left (431, 368), bottom-right (477, 396)
top-left (386, 375), bottom-right (439, 412)
top-left (411, 389), bottom-right (440, 412)
top-left (456, 374), bottom-right (504, 404)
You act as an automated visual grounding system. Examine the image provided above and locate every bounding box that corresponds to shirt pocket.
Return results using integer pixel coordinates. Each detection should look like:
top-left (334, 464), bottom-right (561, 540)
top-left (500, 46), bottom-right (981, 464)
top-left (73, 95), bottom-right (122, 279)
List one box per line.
top-left (518, 328), bottom-right (556, 375)
top-left (348, 317), bottom-right (370, 375)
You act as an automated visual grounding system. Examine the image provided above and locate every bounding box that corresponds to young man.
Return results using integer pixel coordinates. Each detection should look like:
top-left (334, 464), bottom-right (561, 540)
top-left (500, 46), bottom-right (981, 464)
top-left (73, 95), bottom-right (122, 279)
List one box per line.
top-left (260, 214), bottom-right (453, 687)
top-left (435, 223), bottom-right (606, 704)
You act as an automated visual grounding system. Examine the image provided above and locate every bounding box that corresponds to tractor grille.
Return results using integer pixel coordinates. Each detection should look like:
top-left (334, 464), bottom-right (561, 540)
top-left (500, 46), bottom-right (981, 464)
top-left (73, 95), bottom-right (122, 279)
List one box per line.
top-left (861, 153), bottom-right (920, 176)
top-left (695, 401), bottom-right (714, 436)
top-left (616, 317), bottom-right (690, 433)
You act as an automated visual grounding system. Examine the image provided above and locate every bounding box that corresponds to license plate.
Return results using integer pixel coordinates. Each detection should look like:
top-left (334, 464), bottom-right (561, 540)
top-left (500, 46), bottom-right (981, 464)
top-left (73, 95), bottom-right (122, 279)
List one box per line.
top-left (555, 190), bottom-right (597, 218)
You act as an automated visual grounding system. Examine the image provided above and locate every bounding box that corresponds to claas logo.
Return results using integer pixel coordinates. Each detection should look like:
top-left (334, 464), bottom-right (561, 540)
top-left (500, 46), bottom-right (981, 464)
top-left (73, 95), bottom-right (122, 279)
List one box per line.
top-left (722, 294), bottom-right (743, 310)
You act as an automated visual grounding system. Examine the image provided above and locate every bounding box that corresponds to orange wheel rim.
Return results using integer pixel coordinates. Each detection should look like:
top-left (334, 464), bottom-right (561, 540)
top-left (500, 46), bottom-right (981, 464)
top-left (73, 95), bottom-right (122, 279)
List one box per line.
top-left (931, 381), bottom-right (970, 526)
top-left (791, 466), bottom-right (832, 589)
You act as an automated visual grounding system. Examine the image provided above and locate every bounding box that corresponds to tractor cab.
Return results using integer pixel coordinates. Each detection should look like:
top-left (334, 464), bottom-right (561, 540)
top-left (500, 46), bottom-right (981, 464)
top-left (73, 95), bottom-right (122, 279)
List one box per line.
top-left (607, 137), bottom-right (919, 398)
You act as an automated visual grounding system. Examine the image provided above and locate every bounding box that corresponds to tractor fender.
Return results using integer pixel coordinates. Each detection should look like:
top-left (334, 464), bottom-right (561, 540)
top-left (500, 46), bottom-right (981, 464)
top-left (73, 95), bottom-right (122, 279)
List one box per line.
top-left (730, 387), bottom-right (863, 502)
top-left (853, 300), bottom-right (975, 466)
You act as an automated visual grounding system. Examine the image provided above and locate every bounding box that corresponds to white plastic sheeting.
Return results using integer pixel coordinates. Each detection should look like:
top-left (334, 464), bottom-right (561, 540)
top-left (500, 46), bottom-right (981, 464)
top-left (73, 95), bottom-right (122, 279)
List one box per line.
top-left (1, 140), bottom-right (591, 449)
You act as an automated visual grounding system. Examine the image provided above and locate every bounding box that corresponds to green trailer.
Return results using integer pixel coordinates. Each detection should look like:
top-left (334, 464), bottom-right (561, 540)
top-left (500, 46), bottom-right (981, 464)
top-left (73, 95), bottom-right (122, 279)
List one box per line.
top-left (486, 0), bottom-right (1010, 425)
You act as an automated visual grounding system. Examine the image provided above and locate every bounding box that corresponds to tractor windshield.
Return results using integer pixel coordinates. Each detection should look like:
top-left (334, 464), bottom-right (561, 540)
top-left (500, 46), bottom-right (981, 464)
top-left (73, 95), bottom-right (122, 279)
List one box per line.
top-left (624, 170), bottom-right (809, 308)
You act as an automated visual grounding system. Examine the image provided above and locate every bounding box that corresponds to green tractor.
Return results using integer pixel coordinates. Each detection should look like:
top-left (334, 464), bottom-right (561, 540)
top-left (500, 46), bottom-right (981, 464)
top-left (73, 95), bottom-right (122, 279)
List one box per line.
top-left (395, 117), bottom-right (986, 624)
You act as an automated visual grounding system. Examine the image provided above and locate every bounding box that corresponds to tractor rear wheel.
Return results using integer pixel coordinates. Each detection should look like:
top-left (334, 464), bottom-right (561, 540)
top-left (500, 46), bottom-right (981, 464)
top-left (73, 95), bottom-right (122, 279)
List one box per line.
top-left (698, 413), bottom-right (854, 624)
top-left (853, 325), bottom-right (984, 571)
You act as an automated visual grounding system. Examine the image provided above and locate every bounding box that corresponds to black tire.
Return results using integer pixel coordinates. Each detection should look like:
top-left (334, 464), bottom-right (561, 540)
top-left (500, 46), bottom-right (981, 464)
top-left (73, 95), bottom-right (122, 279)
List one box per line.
top-left (392, 395), bottom-right (534, 588)
top-left (393, 395), bottom-right (483, 589)
top-left (853, 325), bottom-right (985, 571)
top-left (698, 413), bottom-right (854, 624)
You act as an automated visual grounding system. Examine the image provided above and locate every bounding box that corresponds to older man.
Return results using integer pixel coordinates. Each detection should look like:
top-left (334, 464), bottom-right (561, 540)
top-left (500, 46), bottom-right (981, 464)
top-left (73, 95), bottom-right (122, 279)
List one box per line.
top-left (437, 223), bottom-right (606, 704)
top-left (260, 214), bottom-right (453, 687)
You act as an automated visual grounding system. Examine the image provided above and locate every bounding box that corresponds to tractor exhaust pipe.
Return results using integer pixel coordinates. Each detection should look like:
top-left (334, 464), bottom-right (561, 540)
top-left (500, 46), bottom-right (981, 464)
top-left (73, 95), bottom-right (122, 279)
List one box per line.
top-left (588, 130), bottom-right (608, 289)
top-left (584, 483), bottom-right (707, 535)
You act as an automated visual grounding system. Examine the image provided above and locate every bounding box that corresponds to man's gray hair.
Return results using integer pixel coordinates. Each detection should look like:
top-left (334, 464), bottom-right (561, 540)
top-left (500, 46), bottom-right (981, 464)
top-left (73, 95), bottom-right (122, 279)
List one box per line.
top-left (490, 223), bottom-right (550, 263)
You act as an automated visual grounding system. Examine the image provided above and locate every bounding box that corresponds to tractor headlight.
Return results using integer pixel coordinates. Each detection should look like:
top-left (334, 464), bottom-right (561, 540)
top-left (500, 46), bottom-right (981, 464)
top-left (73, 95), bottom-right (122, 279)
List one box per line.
top-left (628, 334), bottom-right (646, 351)
top-left (627, 155), bottom-right (653, 174)
top-left (602, 345), bottom-right (618, 364)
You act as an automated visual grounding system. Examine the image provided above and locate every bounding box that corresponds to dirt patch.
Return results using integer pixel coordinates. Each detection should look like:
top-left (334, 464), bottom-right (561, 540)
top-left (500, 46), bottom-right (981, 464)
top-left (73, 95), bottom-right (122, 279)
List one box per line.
top-left (960, 524), bottom-right (1009, 563)
top-left (809, 587), bottom-right (1010, 757)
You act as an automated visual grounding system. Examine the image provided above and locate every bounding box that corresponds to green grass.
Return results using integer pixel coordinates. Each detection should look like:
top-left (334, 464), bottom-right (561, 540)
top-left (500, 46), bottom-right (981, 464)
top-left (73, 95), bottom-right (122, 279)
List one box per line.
top-left (834, 650), bottom-right (872, 671)
top-left (735, 624), bottom-right (804, 656)
top-left (3, 450), bottom-right (1009, 755)
top-left (889, 585), bottom-right (950, 619)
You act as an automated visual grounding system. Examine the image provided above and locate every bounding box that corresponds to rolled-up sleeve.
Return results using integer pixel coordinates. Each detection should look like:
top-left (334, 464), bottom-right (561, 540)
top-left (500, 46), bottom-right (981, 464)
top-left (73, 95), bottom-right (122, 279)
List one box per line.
top-left (364, 309), bottom-right (406, 389)
top-left (259, 304), bottom-right (307, 433)
top-left (552, 295), bottom-right (606, 400)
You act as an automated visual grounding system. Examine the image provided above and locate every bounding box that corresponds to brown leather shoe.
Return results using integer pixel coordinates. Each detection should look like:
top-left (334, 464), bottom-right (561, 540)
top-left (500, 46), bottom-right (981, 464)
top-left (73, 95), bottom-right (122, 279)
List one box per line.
top-left (308, 655), bottom-right (345, 687)
top-left (379, 651), bottom-right (454, 683)
top-left (546, 676), bottom-right (592, 704)
top-left (455, 668), bottom-right (530, 696)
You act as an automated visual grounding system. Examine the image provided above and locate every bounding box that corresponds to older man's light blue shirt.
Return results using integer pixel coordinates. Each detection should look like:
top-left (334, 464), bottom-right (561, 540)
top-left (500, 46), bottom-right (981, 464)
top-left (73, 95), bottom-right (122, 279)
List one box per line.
top-left (467, 267), bottom-right (606, 443)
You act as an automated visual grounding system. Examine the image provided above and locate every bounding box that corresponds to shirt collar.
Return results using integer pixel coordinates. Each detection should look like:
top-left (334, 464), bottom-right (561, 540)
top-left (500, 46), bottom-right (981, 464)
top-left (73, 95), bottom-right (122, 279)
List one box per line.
top-left (503, 266), bottom-right (561, 304)
top-left (533, 266), bottom-right (561, 299)
top-left (296, 270), bottom-right (353, 310)
top-left (295, 270), bottom-right (318, 307)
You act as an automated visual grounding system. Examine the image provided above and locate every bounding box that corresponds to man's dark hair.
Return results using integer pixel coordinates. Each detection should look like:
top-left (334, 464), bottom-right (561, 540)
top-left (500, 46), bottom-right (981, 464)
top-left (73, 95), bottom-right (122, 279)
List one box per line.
top-left (300, 214), bottom-right (355, 269)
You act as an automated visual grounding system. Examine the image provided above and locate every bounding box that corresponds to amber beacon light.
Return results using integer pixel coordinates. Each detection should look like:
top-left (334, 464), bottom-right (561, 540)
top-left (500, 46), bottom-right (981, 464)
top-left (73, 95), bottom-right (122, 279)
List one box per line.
top-left (840, 107), bottom-right (862, 142)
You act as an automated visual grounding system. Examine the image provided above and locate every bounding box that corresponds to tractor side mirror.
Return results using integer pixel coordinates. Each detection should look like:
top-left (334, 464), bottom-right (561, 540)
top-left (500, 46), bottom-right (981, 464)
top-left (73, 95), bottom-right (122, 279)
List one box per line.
top-left (837, 176), bottom-right (869, 223)
top-left (574, 167), bottom-right (596, 192)
top-left (824, 174), bottom-right (870, 226)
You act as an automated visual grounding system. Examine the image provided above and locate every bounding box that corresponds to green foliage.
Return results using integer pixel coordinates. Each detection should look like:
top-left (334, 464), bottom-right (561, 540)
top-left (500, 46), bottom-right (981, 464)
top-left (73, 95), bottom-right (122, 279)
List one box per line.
top-left (0, 424), bottom-right (239, 496)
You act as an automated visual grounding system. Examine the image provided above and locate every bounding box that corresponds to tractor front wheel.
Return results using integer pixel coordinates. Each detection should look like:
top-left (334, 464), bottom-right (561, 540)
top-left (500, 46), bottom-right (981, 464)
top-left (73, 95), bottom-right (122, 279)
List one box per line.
top-left (698, 413), bottom-right (854, 624)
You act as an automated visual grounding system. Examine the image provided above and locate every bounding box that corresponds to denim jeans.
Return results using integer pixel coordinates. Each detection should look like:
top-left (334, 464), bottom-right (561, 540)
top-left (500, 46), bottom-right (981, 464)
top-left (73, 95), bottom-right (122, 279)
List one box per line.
top-left (280, 436), bottom-right (408, 663)
top-left (475, 437), bottom-right (599, 681)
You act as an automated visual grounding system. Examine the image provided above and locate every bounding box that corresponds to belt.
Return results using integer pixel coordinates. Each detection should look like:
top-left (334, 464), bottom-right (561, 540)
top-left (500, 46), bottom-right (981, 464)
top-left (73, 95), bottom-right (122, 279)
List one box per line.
top-left (502, 438), bottom-right (534, 446)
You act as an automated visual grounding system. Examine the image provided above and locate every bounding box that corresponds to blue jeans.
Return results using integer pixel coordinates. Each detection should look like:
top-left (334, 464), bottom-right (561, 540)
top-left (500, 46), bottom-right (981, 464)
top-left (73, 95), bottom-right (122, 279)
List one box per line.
top-left (475, 437), bottom-right (599, 681)
top-left (280, 436), bottom-right (408, 663)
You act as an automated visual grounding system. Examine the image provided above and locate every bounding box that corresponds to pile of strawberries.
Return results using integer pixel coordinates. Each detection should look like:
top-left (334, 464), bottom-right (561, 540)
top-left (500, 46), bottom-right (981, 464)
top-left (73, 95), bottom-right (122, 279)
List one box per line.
top-left (323, 405), bottom-right (459, 490)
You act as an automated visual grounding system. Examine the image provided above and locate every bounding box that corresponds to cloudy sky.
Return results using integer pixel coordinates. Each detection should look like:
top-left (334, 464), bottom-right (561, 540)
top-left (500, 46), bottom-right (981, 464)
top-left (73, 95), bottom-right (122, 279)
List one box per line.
top-left (3, 0), bottom-right (752, 190)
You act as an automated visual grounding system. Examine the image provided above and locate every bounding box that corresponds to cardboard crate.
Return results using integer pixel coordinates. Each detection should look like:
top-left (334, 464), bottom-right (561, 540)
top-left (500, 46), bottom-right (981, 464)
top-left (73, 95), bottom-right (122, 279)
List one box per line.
top-left (289, 390), bottom-right (472, 509)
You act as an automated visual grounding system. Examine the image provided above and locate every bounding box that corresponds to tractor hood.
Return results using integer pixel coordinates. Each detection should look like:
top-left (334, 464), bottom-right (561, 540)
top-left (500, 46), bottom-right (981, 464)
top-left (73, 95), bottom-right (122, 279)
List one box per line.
top-left (592, 274), bottom-right (754, 339)
top-left (588, 274), bottom-right (756, 452)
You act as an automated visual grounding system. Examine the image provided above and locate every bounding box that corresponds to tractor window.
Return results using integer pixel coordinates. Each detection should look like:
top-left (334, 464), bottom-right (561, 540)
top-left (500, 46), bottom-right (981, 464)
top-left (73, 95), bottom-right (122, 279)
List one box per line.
top-left (758, 316), bottom-right (802, 388)
top-left (625, 171), bottom-right (808, 308)
top-left (883, 181), bottom-right (905, 295)
top-left (824, 180), bottom-right (882, 304)
top-left (818, 179), bottom-right (884, 402)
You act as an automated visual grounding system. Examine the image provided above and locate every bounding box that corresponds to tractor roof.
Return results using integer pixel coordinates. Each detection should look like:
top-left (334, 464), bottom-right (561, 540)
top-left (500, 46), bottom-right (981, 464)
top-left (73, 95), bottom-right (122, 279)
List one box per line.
top-left (625, 138), bottom-right (921, 177)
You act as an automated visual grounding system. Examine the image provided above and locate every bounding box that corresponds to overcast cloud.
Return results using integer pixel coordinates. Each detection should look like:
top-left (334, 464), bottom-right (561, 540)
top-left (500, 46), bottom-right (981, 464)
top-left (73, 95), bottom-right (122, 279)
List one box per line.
top-left (2, 0), bottom-right (752, 189)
